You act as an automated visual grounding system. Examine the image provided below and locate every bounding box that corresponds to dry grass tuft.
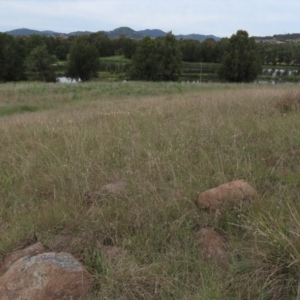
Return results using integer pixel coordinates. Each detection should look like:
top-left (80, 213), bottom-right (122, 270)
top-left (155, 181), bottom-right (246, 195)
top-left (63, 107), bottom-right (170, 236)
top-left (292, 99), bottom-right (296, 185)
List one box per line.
top-left (275, 90), bottom-right (300, 112)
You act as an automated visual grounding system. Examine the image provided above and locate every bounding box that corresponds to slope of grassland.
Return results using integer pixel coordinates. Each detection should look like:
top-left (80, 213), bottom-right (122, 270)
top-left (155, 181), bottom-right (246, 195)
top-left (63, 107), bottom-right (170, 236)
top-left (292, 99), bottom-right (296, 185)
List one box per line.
top-left (0, 81), bottom-right (299, 299)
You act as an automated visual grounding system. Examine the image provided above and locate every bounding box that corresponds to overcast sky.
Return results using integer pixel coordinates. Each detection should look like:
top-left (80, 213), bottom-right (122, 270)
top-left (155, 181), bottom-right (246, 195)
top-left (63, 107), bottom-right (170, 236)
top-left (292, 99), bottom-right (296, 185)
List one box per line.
top-left (1, 0), bottom-right (299, 38)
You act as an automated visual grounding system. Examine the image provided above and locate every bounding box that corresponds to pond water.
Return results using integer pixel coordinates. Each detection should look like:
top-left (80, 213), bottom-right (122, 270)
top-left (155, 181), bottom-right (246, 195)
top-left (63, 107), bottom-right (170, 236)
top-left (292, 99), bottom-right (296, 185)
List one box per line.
top-left (57, 77), bottom-right (80, 83)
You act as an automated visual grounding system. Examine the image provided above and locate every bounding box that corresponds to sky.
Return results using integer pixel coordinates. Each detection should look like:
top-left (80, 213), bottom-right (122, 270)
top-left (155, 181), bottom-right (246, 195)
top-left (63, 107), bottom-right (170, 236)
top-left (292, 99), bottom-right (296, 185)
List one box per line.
top-left (1, 0), bottom-right (299, 38)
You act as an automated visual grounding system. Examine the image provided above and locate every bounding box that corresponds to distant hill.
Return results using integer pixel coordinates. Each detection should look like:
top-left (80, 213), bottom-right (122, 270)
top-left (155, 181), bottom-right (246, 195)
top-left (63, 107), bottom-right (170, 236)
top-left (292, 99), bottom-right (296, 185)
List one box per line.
top-left (176, 34), bottom-right (221, 41)
top-left (138, 29), bottom-right (167, 38)
top-left (5, 27), bottom-right (222, 41)
top-left (5, 28), bottom-right (90, 37)
top-left (5, 28), bottom-right (58, 36)
top-left (41, 30), bottom-right (57, 35)
top-left (106, 27), bottom-right (144, 39)
top-left (136, 29), bottom-right (220, 41)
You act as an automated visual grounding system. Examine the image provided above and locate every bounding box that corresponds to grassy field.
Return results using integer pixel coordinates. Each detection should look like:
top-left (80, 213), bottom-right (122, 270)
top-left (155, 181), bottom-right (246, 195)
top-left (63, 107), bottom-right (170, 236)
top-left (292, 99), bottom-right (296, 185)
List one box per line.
top-left (0, 81), bottom-right (300, 299)
top-left (100, 55), bottom-right (132, 64)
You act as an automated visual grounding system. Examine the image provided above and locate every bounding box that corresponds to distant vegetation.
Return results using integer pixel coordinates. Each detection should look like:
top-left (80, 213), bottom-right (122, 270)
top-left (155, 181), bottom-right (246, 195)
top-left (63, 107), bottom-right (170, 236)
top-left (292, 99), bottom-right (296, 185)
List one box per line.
top-left (254, 32), bottom-right (300, 43)
top-left (1, 28), bottom-right (300, 83)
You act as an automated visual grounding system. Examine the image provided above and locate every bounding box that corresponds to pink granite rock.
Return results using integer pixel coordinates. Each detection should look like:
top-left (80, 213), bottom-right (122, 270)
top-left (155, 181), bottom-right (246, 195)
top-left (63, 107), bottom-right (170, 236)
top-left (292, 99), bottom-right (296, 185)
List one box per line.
top-left (0, 252), bottom-right (94, 300)
top-left (196, 180), bottom-right (258, 212)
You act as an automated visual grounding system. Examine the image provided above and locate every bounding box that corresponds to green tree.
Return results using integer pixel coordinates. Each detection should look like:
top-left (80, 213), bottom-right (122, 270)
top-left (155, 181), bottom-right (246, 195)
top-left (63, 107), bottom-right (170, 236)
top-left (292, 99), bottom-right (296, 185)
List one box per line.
top-left (26, 45), bottom-right (57, 82)
top-left (201, 38), bottom-right (217, 62)
top-left (122, 37), bottom-right (137, 59)
top-left (89, 32), bottom-right (115, 57)
top-left (0, 33), bottom-right (26, 82)
top-left (25, 35), bottom-right (46, 55)
top-left (264, 46), bottom-right (278, 65)
top-left (130, 32), bottom-right (181, 81)
top-left (66, 37), bottom-right (100, 82)
top-left (219, 30), bottom-right (261, 82)
top-left (156, 32), bottom-right (182, 81)
top-left (178, 39), bottom-right (201, 62)
top-left (214, 38), bottom-right (229, 63)
top-left (55, 44), bottom-right (68, 60)
top-left (283, 45), bottom-right (293, 65)
top-left (129, 36), bottom-right (161, 81)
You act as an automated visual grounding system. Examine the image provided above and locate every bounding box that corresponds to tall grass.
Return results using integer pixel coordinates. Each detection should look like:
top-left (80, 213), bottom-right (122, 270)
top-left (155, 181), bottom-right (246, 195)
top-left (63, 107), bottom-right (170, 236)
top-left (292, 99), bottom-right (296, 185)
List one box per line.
top-left (0, 81), bottom-right (300, 299)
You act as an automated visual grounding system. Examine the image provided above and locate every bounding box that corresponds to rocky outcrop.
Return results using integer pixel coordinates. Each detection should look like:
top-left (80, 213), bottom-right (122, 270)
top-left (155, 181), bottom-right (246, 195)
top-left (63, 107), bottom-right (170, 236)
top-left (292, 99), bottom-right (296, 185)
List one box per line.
top-left (0, 251), bottom-right (94, 300)
top-left (196, 180), bottom-right (258, 213)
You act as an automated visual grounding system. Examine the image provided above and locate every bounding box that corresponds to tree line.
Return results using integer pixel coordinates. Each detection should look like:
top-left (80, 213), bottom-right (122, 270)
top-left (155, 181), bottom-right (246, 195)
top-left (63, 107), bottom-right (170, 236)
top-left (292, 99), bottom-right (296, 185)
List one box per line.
top-left (1, 29), bottom-right (299, 83)
top-left (0, 32), bottom-right (137, 82)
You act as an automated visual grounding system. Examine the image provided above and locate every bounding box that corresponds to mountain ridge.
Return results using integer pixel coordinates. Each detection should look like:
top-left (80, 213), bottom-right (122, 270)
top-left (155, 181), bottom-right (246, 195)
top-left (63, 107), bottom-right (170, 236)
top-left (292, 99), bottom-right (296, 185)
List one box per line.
top-left (4, 26), bottom-right (221, 41)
